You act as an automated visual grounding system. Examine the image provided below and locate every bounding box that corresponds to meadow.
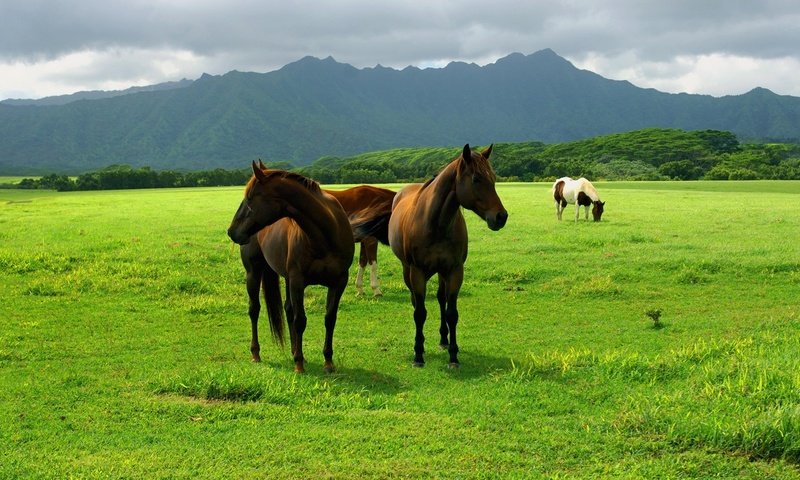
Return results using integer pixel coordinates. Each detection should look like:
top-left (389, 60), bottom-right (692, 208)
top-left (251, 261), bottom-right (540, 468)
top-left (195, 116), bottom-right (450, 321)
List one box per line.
top-left (1, 181), bottom-right (799, 478)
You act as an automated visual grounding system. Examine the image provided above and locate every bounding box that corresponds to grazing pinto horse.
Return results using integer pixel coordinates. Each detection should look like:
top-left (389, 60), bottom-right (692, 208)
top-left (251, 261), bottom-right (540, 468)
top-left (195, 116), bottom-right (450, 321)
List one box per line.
top-left (227, 162), bottom-right (355, 373)
top-left (386, 144), bottom-right (507, 368)
top-left (552, 177), bottom-right (605, 222)
top-left (325, 186), bottom-right (396, 297)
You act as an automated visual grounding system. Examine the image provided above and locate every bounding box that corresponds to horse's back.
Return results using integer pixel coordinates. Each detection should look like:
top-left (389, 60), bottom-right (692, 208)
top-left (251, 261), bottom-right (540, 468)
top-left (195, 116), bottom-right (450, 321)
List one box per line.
top-left (554, 177), bottom-right (599, 204)
top-left (327, 185), bottom-right (395, 214)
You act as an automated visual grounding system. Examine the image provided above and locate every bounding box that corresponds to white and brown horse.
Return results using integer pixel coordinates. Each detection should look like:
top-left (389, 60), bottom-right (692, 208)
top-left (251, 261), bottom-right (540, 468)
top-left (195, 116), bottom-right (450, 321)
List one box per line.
top-left (552, 177), bottom-right (605, 222)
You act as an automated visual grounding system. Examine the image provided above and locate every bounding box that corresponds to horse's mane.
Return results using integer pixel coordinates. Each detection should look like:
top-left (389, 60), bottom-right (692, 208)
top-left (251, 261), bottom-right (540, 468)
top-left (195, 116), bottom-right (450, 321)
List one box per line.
top-left (420, 174), bottom-right (437, 190)
top-left (578, 178), bottom-right (601, 201)
top-left (245, 169), bottom-right (321, 197)
top-left (420, 149), bottom-right (496, 191)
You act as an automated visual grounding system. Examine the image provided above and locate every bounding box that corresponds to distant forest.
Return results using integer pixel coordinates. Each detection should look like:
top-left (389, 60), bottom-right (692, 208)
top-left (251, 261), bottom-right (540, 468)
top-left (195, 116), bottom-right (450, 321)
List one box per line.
top-left (10, 129), bottom-right (800, 191)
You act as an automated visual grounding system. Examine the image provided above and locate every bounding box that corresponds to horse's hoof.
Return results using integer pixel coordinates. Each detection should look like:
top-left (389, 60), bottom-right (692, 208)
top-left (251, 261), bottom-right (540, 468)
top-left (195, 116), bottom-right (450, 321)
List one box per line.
top-left (439, 343), bottom-right (449, 350)
top-left (448, 362), bottom-right (461, 369)
top-left (373, 292), bottom-right (383, 298)
top-left (294, 364), bottom-right (306, 374)
top-left (251, 355), bottom-right (261, 363)
top-left (323, 363), bottom-right (336, 374)
top-left (412, 361), bottom-right (425, 368)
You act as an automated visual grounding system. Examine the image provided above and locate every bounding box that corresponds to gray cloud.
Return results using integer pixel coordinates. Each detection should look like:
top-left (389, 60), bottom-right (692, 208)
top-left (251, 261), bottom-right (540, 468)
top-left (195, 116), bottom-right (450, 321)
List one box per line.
top-left (2, 0), bottom-right (799, 98)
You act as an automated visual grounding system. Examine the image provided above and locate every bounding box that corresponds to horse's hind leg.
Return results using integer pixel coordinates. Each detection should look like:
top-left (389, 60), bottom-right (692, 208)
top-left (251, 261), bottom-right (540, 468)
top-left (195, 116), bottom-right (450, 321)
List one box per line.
top-left (355, 242), bottom-right (367, 296)
top-left (364, 237), bottom-right (382, 297)
top-left (442, 266), bottom-right (464, 368)
top-left (322, 275), bottom-right (347, 373)
top-left (287, 280), bottom-right (307, 374)
top-left (437, 276), bottom-right (448, 349)
top-left (283, 282), bottom-right (296, 357)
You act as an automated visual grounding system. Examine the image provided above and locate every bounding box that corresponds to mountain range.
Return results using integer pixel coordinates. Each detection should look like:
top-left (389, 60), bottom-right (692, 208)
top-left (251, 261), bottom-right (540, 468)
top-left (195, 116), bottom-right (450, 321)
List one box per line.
top-left (1, 49), bottom-right (799, 174)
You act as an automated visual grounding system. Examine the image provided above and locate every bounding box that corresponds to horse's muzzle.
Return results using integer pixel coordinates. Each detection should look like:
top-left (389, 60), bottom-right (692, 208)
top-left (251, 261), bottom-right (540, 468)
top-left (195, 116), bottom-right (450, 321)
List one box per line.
top-left (487, 210), bottom-right (508, 231)
top-left (227, 227), bottom-right (250, 245)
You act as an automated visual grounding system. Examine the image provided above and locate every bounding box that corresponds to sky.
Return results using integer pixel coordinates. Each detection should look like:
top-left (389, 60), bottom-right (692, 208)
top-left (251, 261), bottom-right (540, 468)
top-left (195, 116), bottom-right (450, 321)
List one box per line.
top-left (1, 1), bottom-right (799, 101)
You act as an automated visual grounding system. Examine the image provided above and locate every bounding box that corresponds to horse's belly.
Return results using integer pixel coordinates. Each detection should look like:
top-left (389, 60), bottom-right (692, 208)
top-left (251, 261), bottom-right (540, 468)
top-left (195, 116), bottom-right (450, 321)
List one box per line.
top-left (410, 242), bottom-right (466, 275)
top-left (303, 257), bottom-right (351, 287)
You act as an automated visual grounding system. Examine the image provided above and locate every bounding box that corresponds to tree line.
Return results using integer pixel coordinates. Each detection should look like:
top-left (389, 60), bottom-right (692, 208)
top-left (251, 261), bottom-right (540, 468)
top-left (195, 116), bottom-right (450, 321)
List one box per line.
top-left (10, 129), bottom-right (800, 191)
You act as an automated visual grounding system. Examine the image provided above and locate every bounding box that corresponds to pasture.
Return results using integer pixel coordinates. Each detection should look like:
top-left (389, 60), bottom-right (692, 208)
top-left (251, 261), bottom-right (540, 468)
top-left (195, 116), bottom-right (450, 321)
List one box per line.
top-left (1, 181), bottom-right (799, 478)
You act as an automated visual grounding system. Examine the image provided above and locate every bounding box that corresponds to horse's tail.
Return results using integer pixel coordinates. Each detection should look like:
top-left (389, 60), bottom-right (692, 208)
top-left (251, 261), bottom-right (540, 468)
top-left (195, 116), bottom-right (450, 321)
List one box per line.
top-left (261, 266), bottom-right (285, 346)
top-left (351, 208), bottom-right (391, 246)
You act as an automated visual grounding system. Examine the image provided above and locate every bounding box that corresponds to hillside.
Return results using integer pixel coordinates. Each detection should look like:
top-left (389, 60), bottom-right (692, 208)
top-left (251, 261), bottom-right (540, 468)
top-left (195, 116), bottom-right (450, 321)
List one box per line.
top-left (0, 79), bottom-right (193, 107)
top-left (18, 129), bottom-right (798, 192)
top-left (295, 129), bottom-right (800, 182)
top-left (2, 49), bottom-right (800, 175)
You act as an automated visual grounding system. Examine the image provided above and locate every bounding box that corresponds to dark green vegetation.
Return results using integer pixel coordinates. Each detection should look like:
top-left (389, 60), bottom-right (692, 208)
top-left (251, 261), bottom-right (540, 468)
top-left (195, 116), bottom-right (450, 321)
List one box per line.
top-left (2, 182), bottom-right (799, 478)
top-left (2, 49), bottom-right (800, 174)
top-left (299, 128), bottom-right (800, 183)
top-left (9, 129), bottom-right (800, 191)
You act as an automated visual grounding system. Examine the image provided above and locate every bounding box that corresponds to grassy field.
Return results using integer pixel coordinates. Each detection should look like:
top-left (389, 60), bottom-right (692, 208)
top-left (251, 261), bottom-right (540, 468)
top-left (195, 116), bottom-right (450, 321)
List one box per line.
top-left (1, 181), bottom-right (799, 478)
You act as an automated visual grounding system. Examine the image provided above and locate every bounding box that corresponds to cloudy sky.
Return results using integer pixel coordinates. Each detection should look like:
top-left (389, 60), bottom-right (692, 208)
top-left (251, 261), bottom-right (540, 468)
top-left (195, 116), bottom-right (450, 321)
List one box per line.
top-left (1, 1), bottom-right (799, 101)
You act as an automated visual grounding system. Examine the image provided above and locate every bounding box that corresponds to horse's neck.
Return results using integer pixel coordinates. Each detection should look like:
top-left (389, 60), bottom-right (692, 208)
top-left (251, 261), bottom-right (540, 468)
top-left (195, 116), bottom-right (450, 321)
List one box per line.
top-left (420, 162), bottom-right (461, 231)
top-left (572, 180), bottom-right (599, 203)
top-left (583, 185), bottom-right (600, 202)
top-left (277, 181), bottom-right (344, 251)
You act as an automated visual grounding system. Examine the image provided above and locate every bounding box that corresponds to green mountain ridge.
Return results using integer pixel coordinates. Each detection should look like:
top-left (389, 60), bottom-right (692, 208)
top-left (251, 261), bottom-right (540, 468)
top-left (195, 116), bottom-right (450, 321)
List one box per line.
top-left (1, 49), bottom-right (799, 175)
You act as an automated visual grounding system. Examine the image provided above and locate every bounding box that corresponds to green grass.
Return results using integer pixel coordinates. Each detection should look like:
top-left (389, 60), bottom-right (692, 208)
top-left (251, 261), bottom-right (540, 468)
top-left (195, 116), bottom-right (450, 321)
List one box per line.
top-left (1, 181), bottom-right (799, 478)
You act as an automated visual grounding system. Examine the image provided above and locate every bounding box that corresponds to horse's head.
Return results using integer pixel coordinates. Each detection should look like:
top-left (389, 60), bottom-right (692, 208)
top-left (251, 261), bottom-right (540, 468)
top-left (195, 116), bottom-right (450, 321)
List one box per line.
top-left (227, 161), bottom-right (286, 245)
top-left (455, 144), bottom-right (508, 231)
top-left (592, 201), bottom-right (605, 222)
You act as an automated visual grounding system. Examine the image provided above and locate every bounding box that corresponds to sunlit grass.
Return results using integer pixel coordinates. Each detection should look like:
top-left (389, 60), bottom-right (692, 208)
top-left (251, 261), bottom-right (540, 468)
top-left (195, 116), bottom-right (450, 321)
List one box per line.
top-left (1, 182), bottom-right (799, 478)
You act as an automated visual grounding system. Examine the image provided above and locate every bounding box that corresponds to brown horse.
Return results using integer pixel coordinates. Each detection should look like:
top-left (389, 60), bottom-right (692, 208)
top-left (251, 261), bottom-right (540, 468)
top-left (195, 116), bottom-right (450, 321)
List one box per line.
top-left (385, 144), bottom-right (507, 368)
top-left (325, 186), bottom-right (396, 297)
top-left (227, 162), bottom-right (355, 373)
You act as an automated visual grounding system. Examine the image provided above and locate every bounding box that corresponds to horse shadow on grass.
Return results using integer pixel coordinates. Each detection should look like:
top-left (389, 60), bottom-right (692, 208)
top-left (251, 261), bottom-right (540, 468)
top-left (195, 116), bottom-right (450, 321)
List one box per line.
top-left (261, 346), bottom-right (514, 392)
top-left (261, 358), bottom-right (404, 397)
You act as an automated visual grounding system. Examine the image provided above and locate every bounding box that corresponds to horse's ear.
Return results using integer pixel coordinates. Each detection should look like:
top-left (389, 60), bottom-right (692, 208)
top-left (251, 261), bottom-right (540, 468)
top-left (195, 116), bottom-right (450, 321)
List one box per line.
top-left (481, 144), bottom-right (493, 159)
top-left (252, 161), bottom-right (268, 183)
top-left (462, 144), bottom-right (472, 164)
top-left (257, 158), bottom-right (267, 170)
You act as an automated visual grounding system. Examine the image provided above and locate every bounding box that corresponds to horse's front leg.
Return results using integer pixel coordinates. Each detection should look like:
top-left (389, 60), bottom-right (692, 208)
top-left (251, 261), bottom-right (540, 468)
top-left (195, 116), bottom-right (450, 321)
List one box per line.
top-left (575, 203), bottom-right (581, 222)
top-left (322, 275), bottom-right (348, 373)
top-left (245, 266), bottom-right (263, 362)
top-left (287, 279), bottom-right (307, 373)
top-left (555, 200), bottom-right (562, 221)
top-left (442, 266), bottom-right (464, 368)
top-left (404, 265), bottom-right (428, 367)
